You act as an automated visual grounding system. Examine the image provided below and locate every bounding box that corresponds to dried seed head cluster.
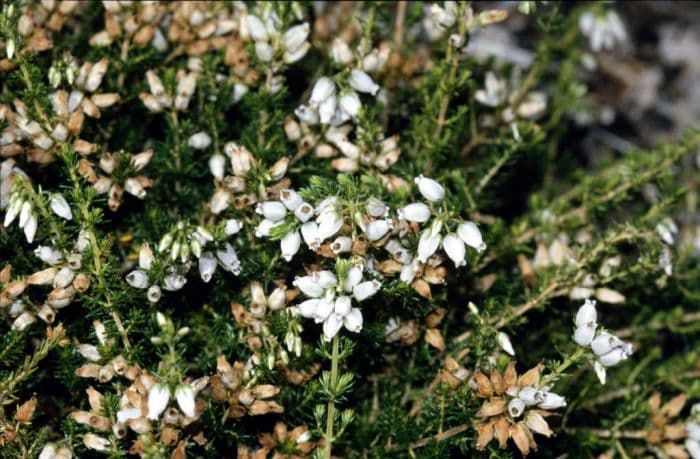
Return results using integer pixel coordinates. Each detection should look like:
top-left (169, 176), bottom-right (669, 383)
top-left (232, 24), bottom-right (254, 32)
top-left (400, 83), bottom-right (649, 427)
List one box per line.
top-left (473, 362), bottom-right (565, 456)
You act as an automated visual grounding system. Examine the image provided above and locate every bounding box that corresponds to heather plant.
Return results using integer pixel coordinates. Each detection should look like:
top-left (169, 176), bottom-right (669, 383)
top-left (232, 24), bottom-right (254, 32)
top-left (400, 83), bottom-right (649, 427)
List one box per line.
top-left (1, 1), bottom-right (699, 458)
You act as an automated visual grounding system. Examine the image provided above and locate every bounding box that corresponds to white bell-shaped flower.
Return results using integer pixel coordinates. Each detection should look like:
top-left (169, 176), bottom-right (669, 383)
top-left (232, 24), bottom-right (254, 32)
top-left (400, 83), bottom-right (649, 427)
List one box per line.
top-left (126, 270), bottom-right (149, 289)
top-left (348, 70), bottom-right (380, 95)
top-left (414, 175), bottom-right (445, 201)
top-left (310, 77), bottom-right (336, 105)
top-left (538, 391), bottom-right (567, 409)
top-left (49, 193), bottom-right (72, 220)
top-left (443, 233), bottom-right (466, 267)
top-left (293, 275), bottom-right (324, 298)
top-left (398, 202), bottom-right (431, 223)
top-left (256, 201), bottom-right (287, 221)
top-left (353, 280), bottom-right (380, 302)
top-left (366, 219), bottom-right (392, 241)
top-left (280, 230), bottom-right (301, 261)
top-left (147, 384), bottom-right (170, 420)
top-left (573, 325), bottom-right (596, 346)
top-left (574, 299), bottom-right (597, 328)
top-left (199, 252), bottom-right (217, 282)
top-left (457, 221), bottom-right (486, 252)
top-left (175, 385), bottom-right (196, 418)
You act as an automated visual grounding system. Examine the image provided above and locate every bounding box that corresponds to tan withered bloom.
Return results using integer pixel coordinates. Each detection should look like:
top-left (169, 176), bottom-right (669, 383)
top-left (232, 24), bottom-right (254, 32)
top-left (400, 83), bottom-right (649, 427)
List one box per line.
top-left (79, 150), bottom-right (153, 211)
top-left (208, 142), bottom-right (291, 214)
top-left (237, 422), bottom-right (315, 459)
top-left (473, 362), bottom-right (557, 456)
top-left (212, 356), bottom-right (284, 422)
top-left (645, 392), bottom-right (689, 459)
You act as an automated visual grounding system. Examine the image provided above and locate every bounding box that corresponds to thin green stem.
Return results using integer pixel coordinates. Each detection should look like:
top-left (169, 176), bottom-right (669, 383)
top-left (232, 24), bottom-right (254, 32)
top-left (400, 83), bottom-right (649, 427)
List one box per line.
top-left (324, 334), bottom-right (340, 459)
top-left (539, 346), bottom-right (586, 387)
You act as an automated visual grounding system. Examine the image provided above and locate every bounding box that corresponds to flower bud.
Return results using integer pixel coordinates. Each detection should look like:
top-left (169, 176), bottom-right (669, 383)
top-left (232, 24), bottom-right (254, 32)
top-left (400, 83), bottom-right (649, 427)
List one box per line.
top-left (209, 153), bottom-right (226, 180)
top-left (497, 332), bottom-right (515, 356)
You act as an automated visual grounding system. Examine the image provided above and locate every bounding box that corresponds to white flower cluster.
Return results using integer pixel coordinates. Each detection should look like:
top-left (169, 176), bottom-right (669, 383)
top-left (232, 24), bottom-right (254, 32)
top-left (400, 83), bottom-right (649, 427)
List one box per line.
top-left (578, 10), bottom-right (627, 53)
top-left (573, 299), bottom-right (633, 384)
top-left (245, 10), bottom-right (310, 77)
top-left (2, 232), bottom-right (90, 332)
top-left (422, 2), bottom-right (508, 43)
top-left (126, 219), bottom-right (243, 300)
top-left (293, 264), bottom-right (380, 342)
top-left (506, 384), bottom-right (567, 419)
top-left (139, 70), bottom-right (197, 113)
top-left (408, 176), bottom-right (486, 267)
top-left (295, 71), bottom-right (381, 126)
top-left (4, 183), bottom-right (72, 243)
top-left (687, 404), bottom-right (700, 459)
top-left (475, 71), bottom-right (547, 123)
top-left (254, 176), bottom-right (486, 276)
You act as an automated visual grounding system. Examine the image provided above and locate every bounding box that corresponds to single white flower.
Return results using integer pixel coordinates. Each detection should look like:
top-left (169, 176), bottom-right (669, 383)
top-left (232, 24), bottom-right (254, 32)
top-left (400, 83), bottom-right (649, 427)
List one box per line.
top-left (163, 273), bottom-right (187, 291)
top-left (348, 70), bottom-right (380, 95)
top-left (331, 236), bottom-right (352, 254)
top-left (414, 175), bottom-right (445, 201)
top-left (293, 275), bottom-right (324, 298)
top-left (301, 221), bottom-right (320, 248)
top-left (284, 23), bottom-right (310, 53)
top-left (318, 94), bottom-right (337, 124)
top-left (417, 221), bottom-right (442, 262)
top-left (573, 325), bottom-right (596, 346)
top-left (175, 385), bottom-right (196, 418)
top-left (339, 90), bottom-right (361, 117)
top-left (398, 202), bottom-right (431, 223)
top-left (574, 299), bottom-right (597, 328)
top-left (199, 252), bottom-right (217, 282)
top-left (457, 221), bottom-right (486, 252)
top-left (598, 347), bottom-right (630, 367)
top-left (442, 233), bottom-right (466, 267)
top-left (126, 270), bottom-right (149, 289)
top-left (280, 230), bottom-right (302, 261)
top-left (365, 219), bottom-right (393, 241)
top-left (310, 77), bottom-right (336, 105)
top-left (49, 193), bottom-right (72, 220)
top-left (538, 391), bottom-right (567, 410)
top-left (34, 246), bottom-right (64, 265)
top-left (247, 14), bottom-right (268, 42)
top-left (83, 433), bottom-right (110, 451)
top-left (147, 384), bottom-right (170, 420)
top-left (280, 189), bottom-right (303, 211)
top-left (353, 280), bottom-right (381, 302)
top-left (256, 201), bottom-right (287, 221)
